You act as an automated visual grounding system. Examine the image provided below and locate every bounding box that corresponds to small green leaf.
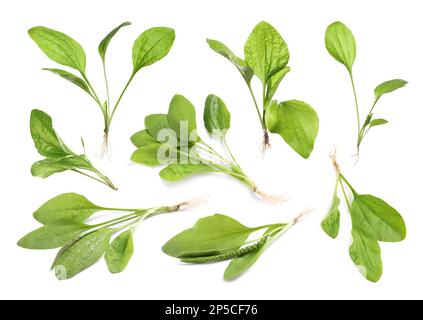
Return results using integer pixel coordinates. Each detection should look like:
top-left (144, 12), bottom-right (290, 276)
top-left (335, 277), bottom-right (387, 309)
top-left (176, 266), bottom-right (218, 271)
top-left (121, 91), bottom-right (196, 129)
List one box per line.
top-left (130, 130), bottom-right (156, 148)
top-left (265, 100), bottom-right (319, 159)
top-left (52, 229), bottom-right (112, 280)
top-left (131, 144), bottom-right (164, 167)
top-left (321, 192), bottom-right (341, 239)
top-left (349, 230), bottom-right (382, 282)
top-left (30, 110), bottom-right (73, 157)
top-left (28, 26), bottom-right (86, 73)
top-left (204, 94), bottom-right (231, 138)
top-left (162, 214), bottom-right (256, 258)
top-left (369, 119), bottom-right (388, 128)
top-left (145, 114), bottom-right (170, 140)
top-left (105, 230), bottom-right (134, 274)
top-left (244, 21), bottom-right (290, 84)
top-left (31, 155), bottom-right (92, 178)
top-left (207, 39), bottom-right (254, 84)
top-left (33, 193), bottom-right (103, 224)
top-left (325, 22), bottom-right (356, 72)
top-left (374, 79), bottom-right (408, 101)
top-left (18, 223), bottom-right (90, 250)
top-left (132, 27), bottom-right (175, 74)
top-left (167, 95), bottom-right (198, 142)
top-left (265, 66), bottom-right (290, 105)
top-left (351, 194), bottom-right (406, 242)
top-left (160, 163), bottom-right (216, 182)
top-left (99, 21), bottom-right (131, 62)
top-left (43, 68), bottom-right (91, 95)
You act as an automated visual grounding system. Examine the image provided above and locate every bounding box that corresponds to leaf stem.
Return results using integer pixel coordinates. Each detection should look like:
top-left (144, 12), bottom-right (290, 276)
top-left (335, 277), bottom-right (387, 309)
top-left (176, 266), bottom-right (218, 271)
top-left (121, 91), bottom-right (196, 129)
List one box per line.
top-left (247, 84), bottom-right (266, 130)
top-left (102, 63), bottom-right (111, 115)
top-left (349, 71), bottom-right (361, 140)
top-left (338, 177), bottom-right (353, 213)
top-left (109, 73), bottom-right (135, 125)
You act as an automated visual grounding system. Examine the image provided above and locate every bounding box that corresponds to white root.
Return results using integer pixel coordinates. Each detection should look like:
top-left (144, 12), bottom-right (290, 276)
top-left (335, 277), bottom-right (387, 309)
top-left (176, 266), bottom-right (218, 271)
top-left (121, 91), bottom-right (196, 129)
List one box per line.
top-left (254, 188), bottom-right (288, 205)
top-left (170, 196), bottom-right (209, 212)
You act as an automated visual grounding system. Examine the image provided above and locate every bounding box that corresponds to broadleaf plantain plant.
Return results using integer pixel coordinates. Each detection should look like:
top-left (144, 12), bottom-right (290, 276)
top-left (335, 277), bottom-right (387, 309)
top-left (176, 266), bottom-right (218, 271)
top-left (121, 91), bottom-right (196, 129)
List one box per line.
top-left (29, 22), bottom-right (175, 156)
top-left (207, 21), bottom-right (319, 156)
top-left (30, 110), bottom-right (117, 190)
top-left (321, 152), bottom-right (406, 282)
top-left (18, 193), bottom-right (194, 280)
top-left (325, 22), bottom-right (407, 157)
top-left (163, 211), bottom-right (308, 281)
top-left (130, 94), bottom-right (280, 202)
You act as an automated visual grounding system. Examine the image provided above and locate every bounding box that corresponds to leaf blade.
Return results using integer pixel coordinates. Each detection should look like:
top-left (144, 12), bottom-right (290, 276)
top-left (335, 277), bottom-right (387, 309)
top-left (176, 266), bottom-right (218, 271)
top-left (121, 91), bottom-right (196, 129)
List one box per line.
top-left (325, 22), bottom-right (356, 72)
top-left (132, 27), bottom-right (175, 74)
top-left (29, 26), bottom-right (86, 72)
top-left (265, 100), bottom-right (319, 159)
top-left (204, 94), bottom-right (231, 138)
top-left (105, 230), bottom-right (134, 274)
top-left (160, 163), bottom-right (216, 182)
top-left (374, 79), bottom-right (408, 101)
top-left (99, 21), bottom-right (131, 62)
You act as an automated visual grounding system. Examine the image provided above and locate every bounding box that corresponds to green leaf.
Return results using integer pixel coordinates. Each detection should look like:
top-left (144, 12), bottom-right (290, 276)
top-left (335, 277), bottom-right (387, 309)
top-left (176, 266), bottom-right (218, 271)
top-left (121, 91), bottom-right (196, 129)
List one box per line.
top-left (265, 66), bottom-right (290, 105)
top-left (206, 39), bottom-right (254, 84)
top-left (321, 192), bottom-right (341, 239)
top-left (325, 22), bottom-right (356, 72)
top-left (131, 144), bottom-right (165, 167)
top-left (132, 27), bottom-right (175, 74)
top-left (99, 21), bottom-right (131, 62)
top-left (43, 68), bottom-right (91, 96)
top-left (145, 114), bottom-right (170, 140)
top-left (351, 194), bottom-right (406, 242)
top-left (162, 214), bottom-right (256, 258)
top-left (369, 119), bottom-right (388, 128)
top-left (265, 100), bottom-right (319, 159)
top-left (224, 225), bottom-right (282, 281)
top-left (349, 230), bottom-right (382, 282)
top-left (105, 230), bottom-right (134, 274)
top-left (130, 130), bottom-right (156, 148)
top-left (28, 26), bottom-right (86, 73)
top-left (167, 95), bottom-right (198, 142)
top-left (30, 109), bottom-right (73, 157)
top-left (204, 94), bottom-right (231, 138)
top-left (31, 155), bottom-right (92, 178)
top-left (52, 229), bottom-right (112, 280)
top-left (374, 79), bottom-right (408, 101)
top-left (160, 163), bottom-right (216, 182)
top-left (34, 193), bottom-right (103, 224)
top-left (244, 21), bottom-right (290, 84)
top-left (18, 223), bottom-right (89, 250)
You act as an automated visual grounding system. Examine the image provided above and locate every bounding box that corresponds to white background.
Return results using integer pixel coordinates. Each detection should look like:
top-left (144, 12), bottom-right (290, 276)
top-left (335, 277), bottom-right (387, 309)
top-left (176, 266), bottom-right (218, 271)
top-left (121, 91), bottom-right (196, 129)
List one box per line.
top-left (1, 0), bottom-right (422, 300)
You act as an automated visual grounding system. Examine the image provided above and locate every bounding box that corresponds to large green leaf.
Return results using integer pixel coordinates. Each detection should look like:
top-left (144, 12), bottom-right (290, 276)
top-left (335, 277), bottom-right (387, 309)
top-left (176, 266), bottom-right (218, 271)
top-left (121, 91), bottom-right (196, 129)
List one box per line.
top-left (18, 223), bottom-right (90, 250)
top-left (31, 155), bottom-right (92, 178)
top-left (265, 100), bottom-right (319, 159)
top-left (204, 94), bottom-right (231, 138)
top-left (244, 21), bottom-right (290, 83)
top-left (132, 27), bottom-right (175, 74)
top-left (99, 21), bottom-right (131, 62)
top-left (43, 68), bottom-right (91, 95)
top-left (351, 194), bottom-right (406, 242)
top-left (145, 114), bottom-right (170, 140)
top-left (167, 95), bottom-right (198, 143)
top-left (105, 230), bottom-right (134, 274)
top-left (130, 130), bottom-right (156, 148)
top-left (374, 79), bottom-right (408, 102)
top-left (28, 26), bottom-right (86, 73)
top-left (131, 144), bottom-right (166, 167)
top-left (207, 39), bottom-right (253, 84)
top-left (34, 193), bottom-right (103, 224)
top-left (30, 110), bottom-right (73, 157)
top-left (160, 163), bottom-right (216, 182)
top-left (349, 230), bottom-right (382, 282)
top-left (162, 214), bottom-right (256, 258)
top-left (325, 22), bottom-right (356, 72)
top-left (52, 229), bottom-right (112, 280)
top-left (321, 192), bottom-right (341, 239)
